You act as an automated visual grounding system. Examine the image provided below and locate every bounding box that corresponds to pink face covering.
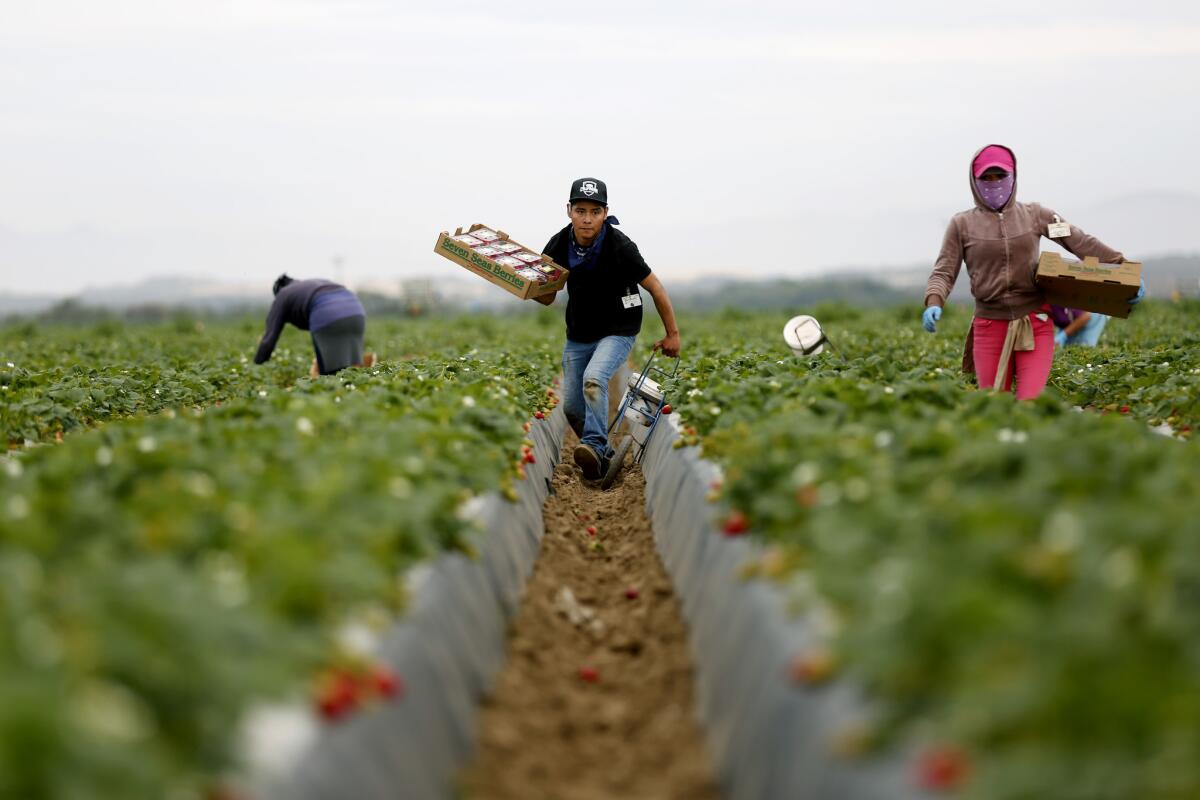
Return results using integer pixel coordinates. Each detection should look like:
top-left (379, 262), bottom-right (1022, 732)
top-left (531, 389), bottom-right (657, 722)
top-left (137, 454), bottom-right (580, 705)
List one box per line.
top-left (976, 174), bottom-right (1014, 211)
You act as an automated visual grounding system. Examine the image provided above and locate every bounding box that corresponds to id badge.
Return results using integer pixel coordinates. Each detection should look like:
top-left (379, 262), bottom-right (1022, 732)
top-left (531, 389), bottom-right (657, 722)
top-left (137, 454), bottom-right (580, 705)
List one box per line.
top-left (1047, 214), bottom-right (1071, 239)
top-left (621, 293), bottom-right (642, 309)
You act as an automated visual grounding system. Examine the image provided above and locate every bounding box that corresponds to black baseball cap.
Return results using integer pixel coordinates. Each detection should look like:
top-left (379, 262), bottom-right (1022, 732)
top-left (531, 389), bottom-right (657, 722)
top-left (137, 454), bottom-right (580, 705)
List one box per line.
top-left (569, 177), bottom-right (608, 206)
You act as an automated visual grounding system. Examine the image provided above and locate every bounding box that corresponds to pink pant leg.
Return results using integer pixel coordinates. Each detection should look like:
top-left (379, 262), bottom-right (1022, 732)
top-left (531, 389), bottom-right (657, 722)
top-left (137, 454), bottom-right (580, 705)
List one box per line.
top-left (972, 317), bottom-right (1012, 392)
top-left (1012, 313), bottom-right (1055, 400)
top-left (971, 313), bottom-right (1056, 399)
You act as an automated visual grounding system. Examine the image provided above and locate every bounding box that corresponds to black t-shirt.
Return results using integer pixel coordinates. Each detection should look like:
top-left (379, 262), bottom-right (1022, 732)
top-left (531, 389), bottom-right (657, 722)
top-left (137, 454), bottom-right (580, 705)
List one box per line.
top-left (543, 223), bottom-right (652, 343)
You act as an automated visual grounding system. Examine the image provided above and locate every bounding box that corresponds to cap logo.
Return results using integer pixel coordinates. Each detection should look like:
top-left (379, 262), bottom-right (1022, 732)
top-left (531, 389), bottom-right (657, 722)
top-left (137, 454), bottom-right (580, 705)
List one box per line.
top-left (579, 181), bottom-right (598, 197)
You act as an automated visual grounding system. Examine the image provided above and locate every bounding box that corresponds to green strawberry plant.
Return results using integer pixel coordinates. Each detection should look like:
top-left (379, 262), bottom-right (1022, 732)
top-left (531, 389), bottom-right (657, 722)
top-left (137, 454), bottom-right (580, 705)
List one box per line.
top-left (664, 301), bottom-right (1200, 800)
top-left (0, 315), bottom-right (560, 798)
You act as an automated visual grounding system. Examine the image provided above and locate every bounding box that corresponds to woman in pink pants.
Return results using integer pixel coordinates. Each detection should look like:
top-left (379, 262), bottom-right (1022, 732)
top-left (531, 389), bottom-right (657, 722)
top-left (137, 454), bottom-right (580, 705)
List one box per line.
top-left (921, 144), bottom-right (1139, 400)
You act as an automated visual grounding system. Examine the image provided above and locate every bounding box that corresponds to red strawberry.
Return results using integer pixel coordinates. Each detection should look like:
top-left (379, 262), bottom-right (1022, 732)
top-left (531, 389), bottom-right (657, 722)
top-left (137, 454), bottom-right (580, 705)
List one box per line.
top-left (1119, 405), bottom-right (1131, 414)
top-left (586, 525), bottom-right (598, 536)
top-left (534, 411), bottom-right (545, 420)
top-left (522, 422), bottom-right (531, 433)
top-left (722, 511), bottom-right (749, 536)
top-left (579, 666), bottom-right (600, 683)
top-left (369, 665), bottom-right (403, 699)
top-left (524, 451), bottom-right (537, 464)
top-left (624, 586), bottom-right (640, 600)
top-left (314, 672), bottom-right (359, 721)
top-left (661, 404), bottom-right (672, 415)
top-left (204, 786), bottom-right (247, 800)
top-left (916, 746), bottom-right (970, 791)
top-left (788, 648), bottom-right (836, 685)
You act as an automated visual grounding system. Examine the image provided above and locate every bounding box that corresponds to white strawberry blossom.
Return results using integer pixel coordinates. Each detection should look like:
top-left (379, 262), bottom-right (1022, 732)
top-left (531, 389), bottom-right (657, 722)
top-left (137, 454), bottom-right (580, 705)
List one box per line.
top-left (1042, 511), bottom-right (1082, 553)
top-left (7, 495), bottom-right (29, 519)
top-left (1102, 548), bottom-right (1137, 589)
top-left (844, 478), bottom-right (870, 502)
top-left (791, 462), bottom-right (819, 486)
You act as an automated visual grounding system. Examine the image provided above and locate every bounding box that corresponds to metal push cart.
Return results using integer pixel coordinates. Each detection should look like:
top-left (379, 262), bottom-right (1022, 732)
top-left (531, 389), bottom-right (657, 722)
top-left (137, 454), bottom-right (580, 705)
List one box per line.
top-left (601, 351), bottom-right (679, 490)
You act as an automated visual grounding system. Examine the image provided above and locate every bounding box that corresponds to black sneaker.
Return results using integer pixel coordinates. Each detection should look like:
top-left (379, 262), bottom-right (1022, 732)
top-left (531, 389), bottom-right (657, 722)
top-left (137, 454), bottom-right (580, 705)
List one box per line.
top-left (573, 444), bottom-right (602, 480)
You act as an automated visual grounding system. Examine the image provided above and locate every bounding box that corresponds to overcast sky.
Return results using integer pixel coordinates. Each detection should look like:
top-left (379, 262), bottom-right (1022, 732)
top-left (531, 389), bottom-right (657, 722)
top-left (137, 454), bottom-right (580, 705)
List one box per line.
top-left (2, 0), bottom-right (1199, 294)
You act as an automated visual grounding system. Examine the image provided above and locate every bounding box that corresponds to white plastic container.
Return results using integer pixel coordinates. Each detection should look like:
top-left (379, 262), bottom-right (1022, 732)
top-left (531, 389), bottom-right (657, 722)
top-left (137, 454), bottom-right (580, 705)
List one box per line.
top-left (621, 372), bottom-right (665, 446)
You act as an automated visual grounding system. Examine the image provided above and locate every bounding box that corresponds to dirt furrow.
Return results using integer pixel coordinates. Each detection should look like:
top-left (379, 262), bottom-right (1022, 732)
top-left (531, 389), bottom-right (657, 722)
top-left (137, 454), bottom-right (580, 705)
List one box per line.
top-left (459, 416), bottom-right (721, 800)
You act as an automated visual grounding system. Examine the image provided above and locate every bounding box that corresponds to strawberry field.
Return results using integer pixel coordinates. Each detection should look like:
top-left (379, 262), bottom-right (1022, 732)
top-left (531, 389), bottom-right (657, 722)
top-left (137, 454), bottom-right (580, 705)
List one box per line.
top-left (1, 314), bottom-right (563, 798)
top-left (667, 300), bottom-right (1200, 800)
top-left (2, 300), bottom-right (1199, 799)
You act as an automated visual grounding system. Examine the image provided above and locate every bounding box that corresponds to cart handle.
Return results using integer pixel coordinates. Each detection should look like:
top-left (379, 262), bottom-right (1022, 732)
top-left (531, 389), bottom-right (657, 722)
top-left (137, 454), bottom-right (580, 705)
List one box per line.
top-left (638, 349), bottom-right (681, 383)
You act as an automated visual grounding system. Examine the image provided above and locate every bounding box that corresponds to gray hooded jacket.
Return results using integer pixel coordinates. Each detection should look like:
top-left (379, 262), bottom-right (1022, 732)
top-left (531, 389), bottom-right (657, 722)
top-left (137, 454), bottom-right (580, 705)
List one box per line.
top-left (924, 144), bottom-right (1125, 321)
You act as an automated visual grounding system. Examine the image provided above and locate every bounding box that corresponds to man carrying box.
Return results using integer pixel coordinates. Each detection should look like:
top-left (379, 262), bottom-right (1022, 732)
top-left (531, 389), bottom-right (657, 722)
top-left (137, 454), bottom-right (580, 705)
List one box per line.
top-left (534, 177), bottom-right (681, 479)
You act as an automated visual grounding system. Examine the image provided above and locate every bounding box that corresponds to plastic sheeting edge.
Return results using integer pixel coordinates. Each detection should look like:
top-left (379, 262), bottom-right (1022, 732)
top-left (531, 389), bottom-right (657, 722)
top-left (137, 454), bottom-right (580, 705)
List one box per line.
top-left (262, 403), bottom-right (569, 800)
top-left (640, 419), bottom-right (933, 800)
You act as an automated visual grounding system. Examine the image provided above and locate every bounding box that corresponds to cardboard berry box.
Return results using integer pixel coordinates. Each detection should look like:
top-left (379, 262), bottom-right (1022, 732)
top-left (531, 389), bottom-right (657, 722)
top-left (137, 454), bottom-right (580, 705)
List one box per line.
top-left (434, 224), bottom-right (568, 300)
top-left (1036, 252), bottom-right (1143, 318)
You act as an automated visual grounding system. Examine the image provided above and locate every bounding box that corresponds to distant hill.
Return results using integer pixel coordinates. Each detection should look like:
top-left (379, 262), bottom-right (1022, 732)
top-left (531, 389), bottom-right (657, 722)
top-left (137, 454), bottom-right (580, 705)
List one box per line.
top-left (3, 188), bottom-right (1197, 301)
top-left (1070, 191), bottom-right (1200, 258)
top-left (0, 292), bottom-right (59, 318)
top-left (3, 254), bottom-right (1197, 322)
top-left (667, 252), bottom-right (1198, 312)
top-left (1136, 253), bottom-right (1200, 294)
top-left (0, 273), bottom-right (520, 322)
top-left (828, 251), bottom-right (1199, 304)
top-left (669, 276), bottom-right (912, 311)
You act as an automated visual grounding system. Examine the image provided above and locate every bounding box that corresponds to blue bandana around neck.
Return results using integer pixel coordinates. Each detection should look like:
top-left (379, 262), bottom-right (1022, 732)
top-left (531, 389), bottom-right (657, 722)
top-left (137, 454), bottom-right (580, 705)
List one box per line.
top-left (568, 216), bottom-right (619, 270)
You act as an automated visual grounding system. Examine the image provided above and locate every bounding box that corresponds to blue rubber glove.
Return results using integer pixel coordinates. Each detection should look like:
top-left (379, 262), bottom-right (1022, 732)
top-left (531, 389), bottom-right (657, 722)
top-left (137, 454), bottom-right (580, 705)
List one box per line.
top-left (1129, 277), bottom-right (1145, 305)
top-left (1054, 329), bottom-right (1068, 348)
top-left (922, 305), bottom-right (942, 333)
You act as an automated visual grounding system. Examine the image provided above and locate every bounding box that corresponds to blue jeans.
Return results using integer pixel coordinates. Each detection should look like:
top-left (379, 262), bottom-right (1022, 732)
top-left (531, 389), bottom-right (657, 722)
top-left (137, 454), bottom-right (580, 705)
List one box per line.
top-left (1066, 313), bottom-right (1109, 347)
top-left (562, 335), bottom-right (636, 458)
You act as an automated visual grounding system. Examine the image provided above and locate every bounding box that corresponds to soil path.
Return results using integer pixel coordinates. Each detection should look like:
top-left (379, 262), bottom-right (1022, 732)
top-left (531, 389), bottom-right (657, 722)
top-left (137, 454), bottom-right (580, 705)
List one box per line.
top-left (459, 384), bottom-right (721, 800)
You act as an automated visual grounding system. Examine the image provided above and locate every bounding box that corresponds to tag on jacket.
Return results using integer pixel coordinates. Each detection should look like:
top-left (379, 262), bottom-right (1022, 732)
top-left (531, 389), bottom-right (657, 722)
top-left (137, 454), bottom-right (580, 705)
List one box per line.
top-left (1048, 215), bottom-right (1071, 239)
top-left (622, 293), bottom-right (642, 309)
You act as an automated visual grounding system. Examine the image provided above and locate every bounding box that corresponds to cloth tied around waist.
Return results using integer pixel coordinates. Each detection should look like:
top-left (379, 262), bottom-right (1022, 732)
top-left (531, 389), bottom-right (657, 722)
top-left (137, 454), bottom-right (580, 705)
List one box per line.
top-left (992, 315), bottom-right (1035, 391)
